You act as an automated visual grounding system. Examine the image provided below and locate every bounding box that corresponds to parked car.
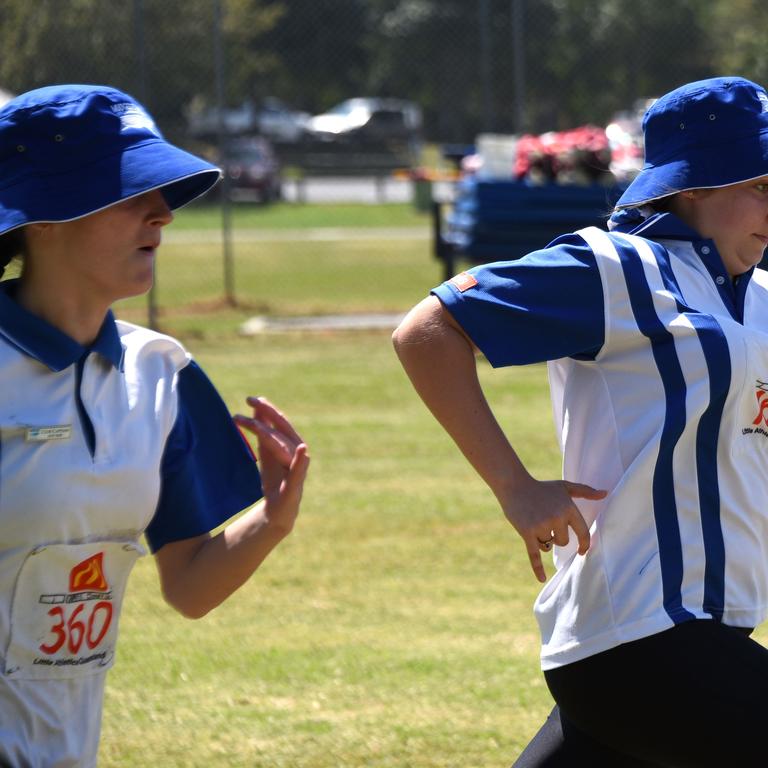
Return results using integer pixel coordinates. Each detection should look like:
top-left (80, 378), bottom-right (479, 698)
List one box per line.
top-left (305, 97), bottom-right (422, 148)
top-left (255, 97), bottom-right (310, 143)
top-left (187, 101), bottom-right (256, 137)
top-left (220, 138), bottom-right (282, 203)
top-left (187, 97), bottom-right (310, 145)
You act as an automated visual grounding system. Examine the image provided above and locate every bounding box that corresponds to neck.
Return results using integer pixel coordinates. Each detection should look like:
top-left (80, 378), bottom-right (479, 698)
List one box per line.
top-left (16, 272), bottom-right (109, 346)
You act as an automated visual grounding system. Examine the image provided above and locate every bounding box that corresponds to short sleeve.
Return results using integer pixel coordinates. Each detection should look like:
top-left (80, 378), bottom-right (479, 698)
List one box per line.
top-left (145, 360), bottom-right (263, 552)
top-left (431, 234), bottom-right (605, 367)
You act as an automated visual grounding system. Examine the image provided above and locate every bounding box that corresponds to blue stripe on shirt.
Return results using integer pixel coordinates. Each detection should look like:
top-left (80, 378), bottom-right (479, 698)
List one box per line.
top-left (613, 235), bottom-right (696, 624)
top-left (647, 240), bottom-right (729, 621)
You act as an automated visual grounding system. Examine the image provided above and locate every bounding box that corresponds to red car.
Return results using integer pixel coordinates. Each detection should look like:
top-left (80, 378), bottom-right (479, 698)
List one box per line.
top-left (221, 138), bottom-right (282, 203)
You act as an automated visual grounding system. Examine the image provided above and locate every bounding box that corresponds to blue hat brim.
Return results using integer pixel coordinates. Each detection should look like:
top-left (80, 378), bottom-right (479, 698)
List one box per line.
top-left (615, 127), bottom-right (768, 208)
top-left (0, 138), bottom-right (221, 234)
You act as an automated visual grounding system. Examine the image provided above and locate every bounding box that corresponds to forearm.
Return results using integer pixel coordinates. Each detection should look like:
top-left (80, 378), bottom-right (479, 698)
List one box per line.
top-left (392, 296), bottom-right (532, 501)
top-left (395, 296), bottom-right (603, 581)
top-left (156, 500), bottom-right (290, 619)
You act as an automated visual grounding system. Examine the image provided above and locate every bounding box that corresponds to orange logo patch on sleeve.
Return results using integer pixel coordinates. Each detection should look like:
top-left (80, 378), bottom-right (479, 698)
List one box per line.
top-left (69, 552), bottom-right (109, 593)
top-left (450, 272), bottom-right (478, 292)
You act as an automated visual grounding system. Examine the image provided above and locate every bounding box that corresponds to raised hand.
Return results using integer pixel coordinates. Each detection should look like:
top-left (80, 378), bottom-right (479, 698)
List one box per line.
top-left (234, 396), bottom-right (310, 536)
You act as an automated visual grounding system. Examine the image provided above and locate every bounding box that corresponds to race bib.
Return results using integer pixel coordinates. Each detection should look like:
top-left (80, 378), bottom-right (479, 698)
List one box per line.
top-left (5, 541), bottom-right (144, 680)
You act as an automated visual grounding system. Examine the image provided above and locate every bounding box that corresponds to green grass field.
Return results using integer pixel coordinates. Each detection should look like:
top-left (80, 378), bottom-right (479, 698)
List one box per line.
top-left (113, 202), bottom-right (438, 337)
top-left (100, 332), bottom-right (557, 767)
top-left (95, 201), bottom-right (768, 765)
top-left (102, 203), bottom-right (562, 765)
top-left (172, 200), bottom-right (430, 230)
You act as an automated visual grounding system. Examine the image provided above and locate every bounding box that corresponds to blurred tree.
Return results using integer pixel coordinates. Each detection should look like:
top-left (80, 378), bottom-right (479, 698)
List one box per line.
top-left (707, 0), bottom-right (768, 86)
top-left (0, 1), bottom-right (134, 92)
top-left (518, 0), bottom-right (715, 132)
top-left (0, 0), bottom-right (210, 139)
top-left (363, 1), bottom-right (482, 141)
top-left (0, 0), bottom-right (766, 146)
top-left (223, 0), bottom-right (285, 104)
top-left (0, 0), bottom-right (281, 141)
top-left (257, 0), bottom-right (370, 112)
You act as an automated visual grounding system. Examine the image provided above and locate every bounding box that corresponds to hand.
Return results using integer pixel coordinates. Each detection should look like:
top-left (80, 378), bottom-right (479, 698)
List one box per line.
top-left (233, 396), bottom-right (310, 536)
top-left (501, 478), bottom-right (607, 583)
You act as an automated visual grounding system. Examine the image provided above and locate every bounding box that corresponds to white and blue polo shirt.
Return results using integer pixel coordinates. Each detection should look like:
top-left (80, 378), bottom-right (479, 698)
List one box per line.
top-left (0, 279), bottom-right (262, 766)
top-left (434, 212), bottom-right (768, 670)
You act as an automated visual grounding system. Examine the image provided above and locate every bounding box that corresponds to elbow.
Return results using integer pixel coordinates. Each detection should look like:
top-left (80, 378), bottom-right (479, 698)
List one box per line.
top-left (391, 311), bottom-right (412, 347)
top-left (391, 323), bottom-right (407, 355)
top-left (392, 323), bottom-right (419, 368)
top-left (177, 603), bottom-right (212, 621)
top-left (392, 302), bottom-right (430, 355)
top-left (162, 586), bottom-right (216, 620)
top-left (394, 295), bottom-right (452, 342)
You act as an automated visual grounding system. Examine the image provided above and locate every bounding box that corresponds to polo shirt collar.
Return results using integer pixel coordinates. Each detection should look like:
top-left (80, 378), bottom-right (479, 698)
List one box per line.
top-left (608, 209), bottom-right (755, 320)
top-left (608, 208), bottom-right (701, 240)
top-left (0, 279), bottom-right (123, 372)
top-left (627, 211), bottom-right (741, 277)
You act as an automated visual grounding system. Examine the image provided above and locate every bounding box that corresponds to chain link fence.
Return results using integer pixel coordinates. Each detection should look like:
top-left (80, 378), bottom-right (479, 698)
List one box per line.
top-left (1, 0), bottom-right (766, 325)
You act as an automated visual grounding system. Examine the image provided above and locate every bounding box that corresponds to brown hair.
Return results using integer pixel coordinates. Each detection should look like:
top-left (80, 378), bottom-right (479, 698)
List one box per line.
top-left (0, 228), bottom-right (25, 278)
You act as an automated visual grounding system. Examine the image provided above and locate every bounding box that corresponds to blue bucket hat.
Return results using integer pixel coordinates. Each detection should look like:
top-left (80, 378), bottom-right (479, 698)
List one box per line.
top-left (0, 84), bottom-right (221, 235)
top-left (615, 76), bottom-right (768, 209)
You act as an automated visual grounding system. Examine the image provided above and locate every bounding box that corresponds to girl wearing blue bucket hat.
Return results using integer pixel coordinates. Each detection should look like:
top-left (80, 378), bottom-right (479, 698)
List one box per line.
top-left (0, 84), bottom-right (309, 766)
top-left (395, 76), bottom-right (768, 766)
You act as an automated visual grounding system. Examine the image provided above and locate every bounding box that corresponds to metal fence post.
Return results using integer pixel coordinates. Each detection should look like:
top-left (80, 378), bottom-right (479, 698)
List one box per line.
top-left (479, 0), bottom-right (496, 132)
top-left (214, 0), bottom-right (236, 307)
top-left (512, 0), bottom-right (527, 134)
top-left (133, 0), bottom-right (159, 330)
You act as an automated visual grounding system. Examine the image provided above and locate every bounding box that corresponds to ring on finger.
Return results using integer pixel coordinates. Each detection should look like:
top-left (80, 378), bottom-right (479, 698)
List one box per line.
top-left (537, 537), bottom-right (554, 550)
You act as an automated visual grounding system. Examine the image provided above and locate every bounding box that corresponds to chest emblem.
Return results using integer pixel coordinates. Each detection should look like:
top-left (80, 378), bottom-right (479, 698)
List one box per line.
top-left (69, 553), bottom-right (109, 594)
top-left (752, 381), bottom-right (768, 428)
top-left (742, 380), bottom-right (768, 439)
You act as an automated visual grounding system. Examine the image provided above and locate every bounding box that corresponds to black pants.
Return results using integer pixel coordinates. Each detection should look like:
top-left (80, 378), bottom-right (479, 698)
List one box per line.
top-left (512, 621), bottom-right (768, 768)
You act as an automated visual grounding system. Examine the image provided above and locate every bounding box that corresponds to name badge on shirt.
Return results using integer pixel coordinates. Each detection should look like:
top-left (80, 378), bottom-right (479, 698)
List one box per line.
top-left (25, 425), bottom-right (72, 442)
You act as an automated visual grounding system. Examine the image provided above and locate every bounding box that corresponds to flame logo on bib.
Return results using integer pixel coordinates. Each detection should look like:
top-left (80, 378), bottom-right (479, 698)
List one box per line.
top-left (69, 553), bottom-right (108, 593)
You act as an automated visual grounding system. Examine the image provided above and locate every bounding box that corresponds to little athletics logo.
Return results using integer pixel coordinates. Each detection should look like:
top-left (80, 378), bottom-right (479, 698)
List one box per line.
top-left (742, 380), bottom-right (768, 438)
top-left (35, 552), bottom-right (114, 667)
top-left (111, 102), bottom-right (161, 137)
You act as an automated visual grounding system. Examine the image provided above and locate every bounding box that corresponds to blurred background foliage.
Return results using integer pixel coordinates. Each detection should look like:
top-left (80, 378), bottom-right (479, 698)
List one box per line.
top-left (1, 0), bottom-right (766, 145)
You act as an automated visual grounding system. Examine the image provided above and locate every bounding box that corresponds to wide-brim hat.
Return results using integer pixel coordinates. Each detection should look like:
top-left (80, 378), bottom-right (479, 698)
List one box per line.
top-left (0, 84), bottom-right (221, 235)
top-left (615, 76), bottom-right (768, 209)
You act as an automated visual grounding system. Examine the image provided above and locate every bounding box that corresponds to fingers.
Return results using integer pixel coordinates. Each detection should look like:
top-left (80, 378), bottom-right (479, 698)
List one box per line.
top-left (283, 443), bottom-right (311, 499)
top-left (234, 397), bottom-right (306, 469)
top-left (536, 536), bottom-right (554, 552)
top-left (526, 547), bottom-right (548, 583)
top-left (532, 510), bottom-right (590, 558)
top-left (258, 443), bottom-right (310, 535)
top-left (563, 482), bottom-right (605, 554)
top-left (511, 479), bottom-right (607, 582)
top-left (233, 413), bottom-right (296, 466)
top-left (525, 525), bottom-right (559, 583)
top-left (541, 507), bottom-right (590, 552)
top-left (563, 481), bottom-right (608, 501)
top-left (565, 510), bottom-right (592, 555)
top-left (246, 396), bottom-right (304, 445)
